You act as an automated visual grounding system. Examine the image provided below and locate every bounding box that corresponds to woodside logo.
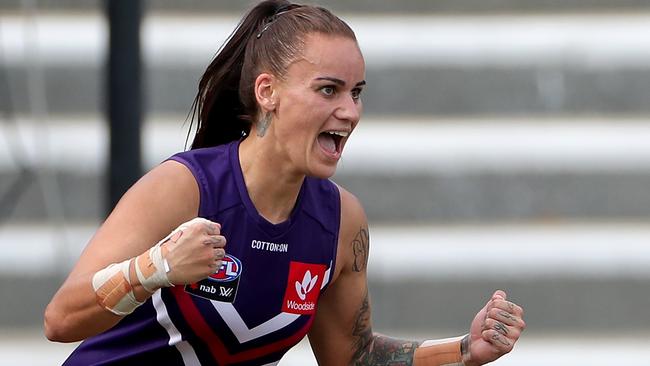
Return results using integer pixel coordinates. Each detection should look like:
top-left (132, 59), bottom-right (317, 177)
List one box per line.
top-left (282, 261), bottom-right (326, 315)
top-left (295, 270), bottom-right (318, 300)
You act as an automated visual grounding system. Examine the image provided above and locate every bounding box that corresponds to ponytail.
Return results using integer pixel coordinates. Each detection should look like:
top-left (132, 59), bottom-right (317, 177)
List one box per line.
top-left (188, 0), bottom-right (356, 149)
top-left (189, 0), bottom-right (290, 149)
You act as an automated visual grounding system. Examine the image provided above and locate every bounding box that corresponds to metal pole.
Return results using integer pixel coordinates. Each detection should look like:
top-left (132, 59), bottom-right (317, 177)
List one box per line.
top-left (106, 0), bottom-right (143, 213)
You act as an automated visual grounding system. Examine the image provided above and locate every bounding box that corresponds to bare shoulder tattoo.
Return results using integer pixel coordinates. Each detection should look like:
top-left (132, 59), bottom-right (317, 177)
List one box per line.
top-left (350, 292), bottom-right (419, 366)
top-left (352, 227), bottom-right (369, 272)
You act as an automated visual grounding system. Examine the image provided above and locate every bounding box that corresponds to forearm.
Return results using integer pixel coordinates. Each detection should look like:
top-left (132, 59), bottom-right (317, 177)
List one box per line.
top-left (45, 217), bottom-right (222, 342)
top-left (352, 333), bottom-right (471, 366)
top-left (351, 333), bottom-right (418, 366)
top-left (44, 273), bottom-right (130, 342)
top-left (45, 255), bottom-right (163, 342)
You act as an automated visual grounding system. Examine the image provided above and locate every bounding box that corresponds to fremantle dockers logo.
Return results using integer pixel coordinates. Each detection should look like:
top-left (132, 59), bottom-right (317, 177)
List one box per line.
top-left (185, 254), bottom-right (242, 303)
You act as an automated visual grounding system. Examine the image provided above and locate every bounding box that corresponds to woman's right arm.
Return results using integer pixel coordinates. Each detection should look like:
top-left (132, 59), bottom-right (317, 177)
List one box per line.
top-left (44, 160), bottom-right (221, 342)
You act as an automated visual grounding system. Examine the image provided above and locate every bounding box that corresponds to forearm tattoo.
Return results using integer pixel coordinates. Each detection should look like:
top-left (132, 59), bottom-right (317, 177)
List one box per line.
top-left (352, 227), bottom-right (369, 272)
top-left (351, 292), bottom-right (419, 366)
top-left (352, 292), bottom-right (373, 361)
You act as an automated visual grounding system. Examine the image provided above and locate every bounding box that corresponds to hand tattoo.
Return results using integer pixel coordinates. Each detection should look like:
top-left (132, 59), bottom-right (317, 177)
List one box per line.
top-left (491, 333), bottom-right (511, 347)
top-left (493, 321), bottom-right (509, 336)
top-left (498, 311), bottom-right (516, 321)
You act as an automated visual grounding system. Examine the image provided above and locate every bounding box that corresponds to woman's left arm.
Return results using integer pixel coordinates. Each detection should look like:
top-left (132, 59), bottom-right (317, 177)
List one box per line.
top-left (307, 187), bottom-right (526, 366)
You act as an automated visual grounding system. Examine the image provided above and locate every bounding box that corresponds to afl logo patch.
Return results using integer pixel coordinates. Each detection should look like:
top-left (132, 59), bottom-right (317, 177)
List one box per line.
top-left (185, 254), bottom-right (242, 303)
top-left (208, 254), bottom-right (243, 282)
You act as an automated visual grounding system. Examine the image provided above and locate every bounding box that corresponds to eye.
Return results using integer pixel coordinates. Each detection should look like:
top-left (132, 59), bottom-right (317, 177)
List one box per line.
top-left (319, 86), bottom-right (336, 97)
top-left (351, 88), bottom-right (363, 101)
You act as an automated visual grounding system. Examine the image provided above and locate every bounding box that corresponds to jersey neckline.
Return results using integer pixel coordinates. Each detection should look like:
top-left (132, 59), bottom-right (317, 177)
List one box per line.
top-left (229, 140), bottom-right (306, 237)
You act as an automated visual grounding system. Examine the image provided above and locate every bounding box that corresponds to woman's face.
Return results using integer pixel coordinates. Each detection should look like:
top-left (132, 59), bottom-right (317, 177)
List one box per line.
top-left (271, 33), bottom-right (365, 179)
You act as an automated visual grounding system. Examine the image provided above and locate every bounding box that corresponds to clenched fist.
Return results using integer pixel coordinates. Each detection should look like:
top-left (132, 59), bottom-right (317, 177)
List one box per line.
top-left (161, 218), bottom-right (227, 285)
top-left (465, 290), bottom-right (526, 366)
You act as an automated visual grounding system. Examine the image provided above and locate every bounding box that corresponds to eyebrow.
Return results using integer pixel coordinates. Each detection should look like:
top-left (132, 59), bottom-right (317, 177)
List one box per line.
top-left (315, 77), bottom-right (366, 87)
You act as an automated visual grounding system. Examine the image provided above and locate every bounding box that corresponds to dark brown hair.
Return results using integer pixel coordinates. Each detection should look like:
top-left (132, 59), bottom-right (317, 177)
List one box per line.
top-left (188, 0), bottom-right (357, 149)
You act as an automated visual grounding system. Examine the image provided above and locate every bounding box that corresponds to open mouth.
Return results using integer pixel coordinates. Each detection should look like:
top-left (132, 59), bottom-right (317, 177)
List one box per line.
top-left (317, 130), bottom-right (348, 156)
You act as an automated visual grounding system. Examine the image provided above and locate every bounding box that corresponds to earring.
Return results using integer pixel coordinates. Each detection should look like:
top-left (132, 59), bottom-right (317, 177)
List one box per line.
top-left (256, 112), bottom-right (271, 137)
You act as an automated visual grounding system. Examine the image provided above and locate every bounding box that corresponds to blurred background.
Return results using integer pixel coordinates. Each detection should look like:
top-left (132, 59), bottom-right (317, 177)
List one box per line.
top-left (1, 0), bottom-right (650, 365)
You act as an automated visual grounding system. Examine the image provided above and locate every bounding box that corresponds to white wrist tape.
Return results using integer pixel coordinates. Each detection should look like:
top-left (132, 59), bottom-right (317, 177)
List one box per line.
top-left (134, 242), bottom-right (173, 293)
top-left (92, 260), bottom-right (143, 316)
top-left (414, 335), bottom-right (468, 366)
top-left (91, 217), bottom-right (211, 315)
top-left (133, 217), bottom-right (211, 291)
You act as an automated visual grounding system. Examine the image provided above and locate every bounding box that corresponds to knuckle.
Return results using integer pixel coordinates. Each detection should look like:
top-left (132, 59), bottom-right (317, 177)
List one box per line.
top-left (509, 328), bottom-right (520, 339)
top-left (206, 221), bottom-right (221, 234)
top-left (204, 250), bottom-right (215, 261)
top-left (184, 224), bottom-right (199, 236)
top-left (201, 222), bottom-right (214, 234)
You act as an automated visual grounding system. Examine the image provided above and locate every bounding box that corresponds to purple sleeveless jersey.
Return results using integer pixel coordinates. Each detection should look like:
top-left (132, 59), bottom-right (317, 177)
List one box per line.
top-left (63, 140), bottom-right (341, 365)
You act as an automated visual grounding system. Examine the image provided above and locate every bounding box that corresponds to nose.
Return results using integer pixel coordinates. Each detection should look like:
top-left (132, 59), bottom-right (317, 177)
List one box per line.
top-left (334, 94), bottom-right (361, 124)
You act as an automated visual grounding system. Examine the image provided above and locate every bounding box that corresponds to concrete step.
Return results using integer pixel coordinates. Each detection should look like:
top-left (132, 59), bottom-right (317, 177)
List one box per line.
top-left (4, 330), bottom-right (650, 366)
top-left (3, 117), bottom-right (650, 222)
top-left (6, 169), bottom-right (650, 222)
top-left (2, 0), bottom-right (650, 15)
top-left (2, 222), bottom-right (650, 333)
top-left (3, 14), bottom-right (650, 116)
top-left (5, 64), bottom-right (650, 117)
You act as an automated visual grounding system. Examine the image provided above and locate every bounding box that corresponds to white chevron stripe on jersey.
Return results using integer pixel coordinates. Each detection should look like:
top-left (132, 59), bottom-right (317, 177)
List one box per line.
top-left (212, 302), bottom-right (300, 344)
top-left (261, 361), bottom-right (280, 366)
top-left (153, 291), bottom-right (201, 366)
top-left (212, 263), bottom-right (331, 344)
top-left (320, 262), bottom-right (332, 289)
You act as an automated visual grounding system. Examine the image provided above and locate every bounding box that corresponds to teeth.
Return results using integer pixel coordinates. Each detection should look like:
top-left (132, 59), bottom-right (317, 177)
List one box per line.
top-left (325, 131), bottom-right (349, 137)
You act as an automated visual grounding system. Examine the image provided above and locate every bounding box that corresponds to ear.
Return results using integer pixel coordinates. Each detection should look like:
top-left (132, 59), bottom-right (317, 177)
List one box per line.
top-left (254, 72), bottom-right (278, 113)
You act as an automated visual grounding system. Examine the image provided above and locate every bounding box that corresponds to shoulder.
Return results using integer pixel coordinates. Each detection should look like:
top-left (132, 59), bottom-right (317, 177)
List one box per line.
top-left (169, 144), bottom-right (231, 179)
top-left (119, 160), bottom-right (199, 223)
top-left (336, 184), bottom-right (367, 231)
top-left (330, 184), bottom-right (370, 282)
